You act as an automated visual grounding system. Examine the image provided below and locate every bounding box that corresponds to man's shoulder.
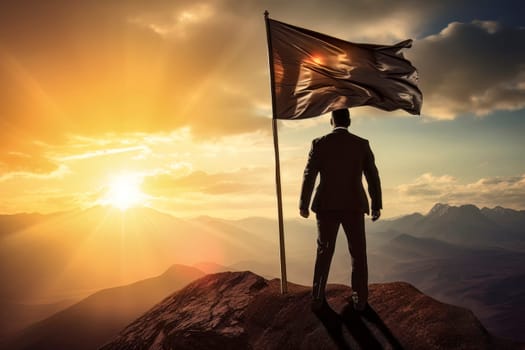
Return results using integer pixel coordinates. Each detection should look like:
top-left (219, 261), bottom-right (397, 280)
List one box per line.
top-left (310, 132), bottom-right (369, 153)
top-left (321, 131), bottom-right (369, 143)
top-left (312, 131), bottom-right (369, 145)
top-left (348, 132), bottom-right (369, 144)
top-left (311, 134), bottom-right (328, 145)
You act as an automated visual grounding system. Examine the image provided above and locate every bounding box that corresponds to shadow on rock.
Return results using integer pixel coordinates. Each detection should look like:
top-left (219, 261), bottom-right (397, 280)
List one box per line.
top-left (315, 303), bottom-right (403, 350)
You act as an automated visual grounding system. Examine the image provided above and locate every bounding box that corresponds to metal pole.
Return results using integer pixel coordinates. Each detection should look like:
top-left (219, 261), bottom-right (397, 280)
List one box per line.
top-left (264, 10), bottom-right (288, 294)
top-left (272, 119), bottom-right (288, 295)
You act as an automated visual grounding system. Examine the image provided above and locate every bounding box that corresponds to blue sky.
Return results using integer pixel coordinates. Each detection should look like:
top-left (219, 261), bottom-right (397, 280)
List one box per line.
top-left (273, 0), bottom-right (525, 217)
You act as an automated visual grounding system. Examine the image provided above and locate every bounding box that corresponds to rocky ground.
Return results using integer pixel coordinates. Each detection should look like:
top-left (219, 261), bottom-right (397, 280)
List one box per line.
top-left (100, 271), bottom-right (523, 350)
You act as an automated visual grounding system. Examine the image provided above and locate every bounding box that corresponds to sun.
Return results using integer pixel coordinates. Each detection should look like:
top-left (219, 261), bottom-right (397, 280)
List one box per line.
top-left (102, 173), bottom-right (146, 211)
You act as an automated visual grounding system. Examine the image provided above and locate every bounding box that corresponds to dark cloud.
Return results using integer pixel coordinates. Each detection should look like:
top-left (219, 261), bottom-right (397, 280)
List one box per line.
top-left (411, 20), bottom-right (525, 118)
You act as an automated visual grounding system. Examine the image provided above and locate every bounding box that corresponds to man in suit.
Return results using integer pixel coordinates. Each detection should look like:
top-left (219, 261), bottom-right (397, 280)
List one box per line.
top-left (299, 108), bottom-right (382, 312)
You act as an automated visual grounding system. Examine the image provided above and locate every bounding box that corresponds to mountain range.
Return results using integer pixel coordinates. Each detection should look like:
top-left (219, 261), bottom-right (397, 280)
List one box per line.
top-left (0, 203), bottom-right (524, 345)
top-left (2, 265), bottom-right (204, 350)
top-left (364, 204), bottom-right (525, 341)
top-left (369, 203), bottom-right (525, 247)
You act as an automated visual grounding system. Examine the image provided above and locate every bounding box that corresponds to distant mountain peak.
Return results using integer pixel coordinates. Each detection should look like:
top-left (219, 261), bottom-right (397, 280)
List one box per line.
top-left (457, 204), bottom-right (482, 215)
top-left (482, 205), bottom-right (519, 215)
top-left (427, 203), bottom-right (451, 216)
top-left (427, 203), bottom-right (482, 217)
top-left (162, 264), bottom-right (205, 277)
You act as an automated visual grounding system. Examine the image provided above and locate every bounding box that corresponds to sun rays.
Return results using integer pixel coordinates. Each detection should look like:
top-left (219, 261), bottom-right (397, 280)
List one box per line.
top-left (101, 172), bottom-right (147, 211)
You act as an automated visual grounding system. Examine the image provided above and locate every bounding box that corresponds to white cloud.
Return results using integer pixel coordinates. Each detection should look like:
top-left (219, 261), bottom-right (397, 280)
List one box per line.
top-left (397, 173), bottom-right (525, 210)
top-left (129, 3), bottom-right (214, 39)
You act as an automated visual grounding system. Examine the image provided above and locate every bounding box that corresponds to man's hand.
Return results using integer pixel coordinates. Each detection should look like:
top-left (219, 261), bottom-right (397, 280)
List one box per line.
top-left (371, 210), bottom-right (381, 221)
top-left (300, 209), bottom-right (310, 218)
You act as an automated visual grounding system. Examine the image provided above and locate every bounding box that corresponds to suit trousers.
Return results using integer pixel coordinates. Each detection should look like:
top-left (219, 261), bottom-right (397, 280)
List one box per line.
top-left (312, 210), bottom-right (368, 303)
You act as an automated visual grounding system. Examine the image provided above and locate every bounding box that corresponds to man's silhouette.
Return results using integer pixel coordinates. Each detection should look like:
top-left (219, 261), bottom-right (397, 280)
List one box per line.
top-left (299, 108), bottom-right (382, 312)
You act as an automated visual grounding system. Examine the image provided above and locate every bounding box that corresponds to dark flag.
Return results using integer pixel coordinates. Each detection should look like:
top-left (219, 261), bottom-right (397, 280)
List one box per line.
top-left (267, 18), bottom-right (423, 119)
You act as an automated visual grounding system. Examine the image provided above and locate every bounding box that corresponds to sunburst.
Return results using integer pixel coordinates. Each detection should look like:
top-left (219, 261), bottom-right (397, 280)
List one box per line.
top-left (102, 172), bottom-right (146, 211)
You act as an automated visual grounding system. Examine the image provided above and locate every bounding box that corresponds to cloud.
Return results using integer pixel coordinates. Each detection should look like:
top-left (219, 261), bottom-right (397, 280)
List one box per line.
top-left (1, 0), bottom-right (524, 217)
top-left (0, 150), bottom-right (59, 176)
top-left (2, 0), bottom-right (522, 162)
top-left (397, 173), bottom-right (525, 210)
top-left (129, 3), bottom-right (215, 39)
top-left (142, 167), bottom-right (272, 196)
top-left (141, 166), bottom-right (286, 218)
top-left (0, 187), bottom-right (96, 214)
top-left (58, 145), bottom-right (150, 161)
top-left (411, 20), bottom-right (525, 118)
top-left (0, 0), bottom-right (269, 169)
top-left (0, 0), bottom-right (457, 146)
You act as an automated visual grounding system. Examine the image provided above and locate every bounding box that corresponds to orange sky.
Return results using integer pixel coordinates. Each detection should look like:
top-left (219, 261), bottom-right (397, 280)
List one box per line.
top-left (1, 1), bottom-right (524, 218)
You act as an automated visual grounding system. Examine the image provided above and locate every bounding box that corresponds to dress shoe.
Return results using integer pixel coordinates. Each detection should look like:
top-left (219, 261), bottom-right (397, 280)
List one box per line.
top-left (351, 292), bottom-right (367, 312)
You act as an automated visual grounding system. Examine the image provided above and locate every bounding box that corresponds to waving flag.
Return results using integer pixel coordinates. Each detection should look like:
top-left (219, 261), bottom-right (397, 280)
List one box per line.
top-left (266, 18), bottom-right (422, 119)
top-left (264, 13), bottom-right (423, 294)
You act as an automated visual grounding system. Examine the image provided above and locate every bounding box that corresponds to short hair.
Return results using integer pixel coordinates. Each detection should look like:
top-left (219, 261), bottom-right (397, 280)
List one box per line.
top-left (331, 109), bottom-right (351, 127)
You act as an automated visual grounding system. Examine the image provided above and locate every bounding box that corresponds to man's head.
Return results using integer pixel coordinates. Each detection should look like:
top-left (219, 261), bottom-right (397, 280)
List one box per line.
top-left (330, 109), bottom-right (351, 128)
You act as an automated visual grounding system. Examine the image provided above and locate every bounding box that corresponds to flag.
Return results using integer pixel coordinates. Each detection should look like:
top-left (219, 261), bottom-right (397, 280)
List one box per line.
top-left (266, 18), bottom-right (423, 119)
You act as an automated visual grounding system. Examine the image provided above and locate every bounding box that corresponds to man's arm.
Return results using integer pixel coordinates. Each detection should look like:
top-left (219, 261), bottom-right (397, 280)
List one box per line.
top-left (363, 141), bottom-right (382, 220)
top-left (299, 139), bottom-right (321, 218)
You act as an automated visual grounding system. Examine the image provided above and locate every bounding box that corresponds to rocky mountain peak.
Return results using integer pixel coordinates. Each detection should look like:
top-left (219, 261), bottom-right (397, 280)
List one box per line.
top-left (481, 205), bottom-right (522, 216)
top-left (100, 271), bottom-right (521, 350)
top-left (427, 203), bottom-right (483, 219)
top-left (427, 203), bottom-right (451, 216)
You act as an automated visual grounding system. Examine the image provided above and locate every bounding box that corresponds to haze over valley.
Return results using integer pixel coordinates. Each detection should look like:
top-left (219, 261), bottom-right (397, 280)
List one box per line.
top-left (1, 203), bottom-right (524, 347)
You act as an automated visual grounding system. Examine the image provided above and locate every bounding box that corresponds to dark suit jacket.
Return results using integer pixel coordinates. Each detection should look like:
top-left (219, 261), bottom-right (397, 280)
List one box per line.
top-left (299, 128), bottom-right (382, 215)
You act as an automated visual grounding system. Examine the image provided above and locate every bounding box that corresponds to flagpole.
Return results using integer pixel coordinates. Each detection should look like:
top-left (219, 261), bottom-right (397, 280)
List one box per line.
top-left (264, 10), bottom-right (288, 295)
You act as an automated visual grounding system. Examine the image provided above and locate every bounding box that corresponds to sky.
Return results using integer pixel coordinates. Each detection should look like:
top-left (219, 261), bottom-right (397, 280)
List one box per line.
top-left (0, 0), bottom-right (524, 219)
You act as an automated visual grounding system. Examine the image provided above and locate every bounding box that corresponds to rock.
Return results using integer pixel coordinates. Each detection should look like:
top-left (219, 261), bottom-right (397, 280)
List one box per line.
top-left (100, 271), bottom-right (524, 350)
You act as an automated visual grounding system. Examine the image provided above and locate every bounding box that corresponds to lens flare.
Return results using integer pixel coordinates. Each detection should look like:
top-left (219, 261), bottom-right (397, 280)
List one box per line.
top-left (102, 172), bottom-right (146, 211)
